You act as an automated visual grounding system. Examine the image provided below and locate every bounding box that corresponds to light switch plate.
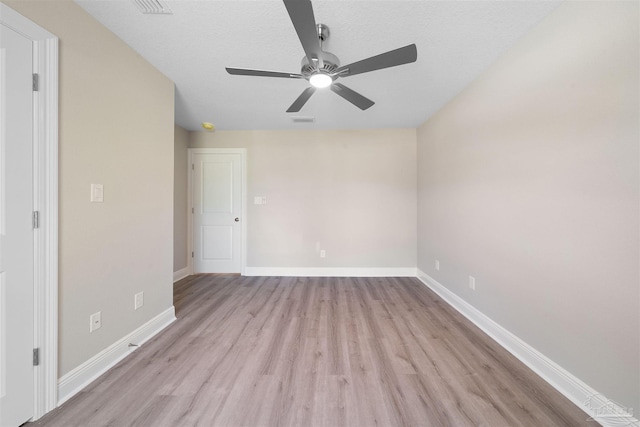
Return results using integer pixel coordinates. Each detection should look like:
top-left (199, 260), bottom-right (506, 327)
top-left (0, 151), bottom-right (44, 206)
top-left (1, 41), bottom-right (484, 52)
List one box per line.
top-left (91, 184), bottom-right (104, 202)
top-left (134, 292), bottom-right (144, 310)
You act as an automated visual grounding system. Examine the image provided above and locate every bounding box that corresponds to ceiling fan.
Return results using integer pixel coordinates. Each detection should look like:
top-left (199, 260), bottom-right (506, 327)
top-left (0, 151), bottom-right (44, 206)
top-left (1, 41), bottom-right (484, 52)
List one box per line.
top-left (225, 0), bottom-right (417, 113)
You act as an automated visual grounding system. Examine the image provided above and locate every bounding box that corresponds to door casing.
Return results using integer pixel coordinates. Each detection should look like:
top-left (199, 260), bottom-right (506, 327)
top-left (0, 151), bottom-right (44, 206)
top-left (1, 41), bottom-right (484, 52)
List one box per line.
top-left (0, 3), bottom-right (59, 420)
top-left (188, 148), bottom-right (246, 275)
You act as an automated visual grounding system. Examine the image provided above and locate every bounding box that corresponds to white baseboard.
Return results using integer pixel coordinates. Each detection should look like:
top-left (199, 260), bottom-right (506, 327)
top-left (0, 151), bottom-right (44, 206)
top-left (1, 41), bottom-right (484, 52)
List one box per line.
top-left (57, 306), bottom-right (176, 406)
top-left (244, 267), bottom-right (418, 277)
top-left (416, 270), bottom-right (638, 427)
top-left (173, 266), bottom-right (190, 282)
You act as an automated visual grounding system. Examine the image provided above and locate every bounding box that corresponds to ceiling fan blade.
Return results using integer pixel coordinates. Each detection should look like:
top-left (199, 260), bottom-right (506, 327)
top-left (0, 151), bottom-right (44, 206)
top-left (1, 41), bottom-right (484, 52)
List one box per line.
top-left (283, 0), bottom-right (323, 67)
top-left (287, 87), bottom-right (316, 112)
top-left (335, 44), bottom-right (417, 77)
top-left (226, 67), bottom-right (303, 79)
top-left (330, 83), bottom-right (374, 110)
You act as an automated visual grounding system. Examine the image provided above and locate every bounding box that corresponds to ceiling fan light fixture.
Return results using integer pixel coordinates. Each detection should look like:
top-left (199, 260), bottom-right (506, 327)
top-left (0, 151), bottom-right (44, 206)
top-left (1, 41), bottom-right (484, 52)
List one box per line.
top-left (309, 72), bottom-right (332, 89)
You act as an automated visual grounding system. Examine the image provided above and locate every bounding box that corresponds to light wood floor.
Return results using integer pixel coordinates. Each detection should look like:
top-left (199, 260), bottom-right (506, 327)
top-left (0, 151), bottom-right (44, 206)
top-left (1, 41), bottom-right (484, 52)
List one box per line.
top-left (31, 275), bottom-right (594, 426)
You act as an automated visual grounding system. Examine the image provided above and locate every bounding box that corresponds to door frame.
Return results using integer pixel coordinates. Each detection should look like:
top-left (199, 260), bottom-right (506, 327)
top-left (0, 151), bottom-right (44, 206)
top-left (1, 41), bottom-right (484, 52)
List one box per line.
top-left (0, 4), bottom-right (59, 420)
top-left (187, 148), bottom-right (246, 275)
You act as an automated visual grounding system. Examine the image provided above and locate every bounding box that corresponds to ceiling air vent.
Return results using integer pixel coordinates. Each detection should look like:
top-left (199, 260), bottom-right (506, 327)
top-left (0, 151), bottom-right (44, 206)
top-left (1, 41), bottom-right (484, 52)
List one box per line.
top-left (291, 116), bottom-right (315, 123)
top-left (132, 0), bottom-right (172, 15)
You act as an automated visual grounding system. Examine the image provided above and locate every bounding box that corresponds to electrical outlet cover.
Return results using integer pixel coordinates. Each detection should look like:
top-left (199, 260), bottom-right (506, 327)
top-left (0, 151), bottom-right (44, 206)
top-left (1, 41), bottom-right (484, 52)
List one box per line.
top-left (90, 311), bottom-right (102, 332)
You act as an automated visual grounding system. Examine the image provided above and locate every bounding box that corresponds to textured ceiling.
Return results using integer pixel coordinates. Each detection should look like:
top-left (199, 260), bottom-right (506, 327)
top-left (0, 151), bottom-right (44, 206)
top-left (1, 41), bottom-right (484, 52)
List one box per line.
top-left (76, 0), bottom-right (561, 131)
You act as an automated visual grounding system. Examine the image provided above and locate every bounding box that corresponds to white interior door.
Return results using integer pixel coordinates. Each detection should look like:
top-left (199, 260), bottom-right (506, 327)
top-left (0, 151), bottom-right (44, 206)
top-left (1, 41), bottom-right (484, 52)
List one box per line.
top-left (192, 152), bottom-right (243, 273)
top-left (0, 23), bottom-right (35, 427)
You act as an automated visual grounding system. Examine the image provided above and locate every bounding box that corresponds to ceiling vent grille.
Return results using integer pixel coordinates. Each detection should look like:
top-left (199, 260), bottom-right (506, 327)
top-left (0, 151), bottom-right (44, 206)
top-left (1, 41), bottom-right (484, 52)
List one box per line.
top-left (132, 0), bottom-right (172, 15)
top-left (291, 116), bottom-right (315, 123)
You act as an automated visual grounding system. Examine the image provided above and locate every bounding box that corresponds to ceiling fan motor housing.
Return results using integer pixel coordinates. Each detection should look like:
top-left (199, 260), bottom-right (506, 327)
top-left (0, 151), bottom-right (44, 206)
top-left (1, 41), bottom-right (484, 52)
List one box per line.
top-left (300, 24), bottom-right (339, 79)
top-left (301, 50), bottom-right (340, 77)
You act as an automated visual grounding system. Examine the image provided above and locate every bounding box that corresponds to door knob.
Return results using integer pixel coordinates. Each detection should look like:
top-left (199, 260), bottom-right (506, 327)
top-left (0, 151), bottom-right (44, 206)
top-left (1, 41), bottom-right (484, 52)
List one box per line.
top-left (234, 218), bottom-right (240, 222)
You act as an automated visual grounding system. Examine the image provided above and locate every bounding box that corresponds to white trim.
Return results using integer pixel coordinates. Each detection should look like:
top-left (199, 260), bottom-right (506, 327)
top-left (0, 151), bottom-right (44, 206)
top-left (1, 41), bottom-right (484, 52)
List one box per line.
top-left (173, 266), bottom-right (190, 283)
top-left (188, 148), bottom-right (247, 275)
top-left (35, 31), bottom-right (58, 423)
top-left (416, 270), bottom-right (638, 427)
top-left (186, 149), bottom-right (193, 277)
top-left (0, 4), bottom-right (59, 420)
top-left (244, 267), bottom-right (418, 277)
top-left (57, 307), bottom-right (176, 406)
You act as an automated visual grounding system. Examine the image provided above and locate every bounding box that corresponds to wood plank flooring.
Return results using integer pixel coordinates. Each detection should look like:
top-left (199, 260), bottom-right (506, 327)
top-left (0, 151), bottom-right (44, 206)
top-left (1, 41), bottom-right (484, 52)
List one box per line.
top-left (30, 275), bottom-right (594, 426)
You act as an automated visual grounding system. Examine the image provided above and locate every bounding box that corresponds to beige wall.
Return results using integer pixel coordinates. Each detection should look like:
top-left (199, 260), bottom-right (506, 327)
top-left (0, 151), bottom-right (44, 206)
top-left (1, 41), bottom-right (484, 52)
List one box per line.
top-left (417, 1), bottom-right (639, 412)
top-left (6, 0), bottom-right (175, 376)
top-left (174, 125), bottom-right (189, 273)
top-left (190, 129), bottom-right (417, 269)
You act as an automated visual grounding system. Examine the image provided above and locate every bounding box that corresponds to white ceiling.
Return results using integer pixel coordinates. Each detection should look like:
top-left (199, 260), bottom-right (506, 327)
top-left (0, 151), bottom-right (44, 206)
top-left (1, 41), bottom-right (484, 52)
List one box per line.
top-left (76, 0), bottom-right (561, 131)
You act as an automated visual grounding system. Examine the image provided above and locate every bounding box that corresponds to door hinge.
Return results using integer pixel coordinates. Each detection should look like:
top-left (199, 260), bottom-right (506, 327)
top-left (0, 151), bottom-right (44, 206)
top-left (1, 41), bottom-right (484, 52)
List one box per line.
top-left (33, 348), bottom-right (40, 366)
top-left (191, 164), bottom-right (194, 170)
top-left (191, 251), bottom-right (194, 258)
top-left (32, 211), bottom-right (40, 229)
top-left (32, 73), bottom-right (39, 91)
top-left (191, 207), bottom-right (194, 214)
